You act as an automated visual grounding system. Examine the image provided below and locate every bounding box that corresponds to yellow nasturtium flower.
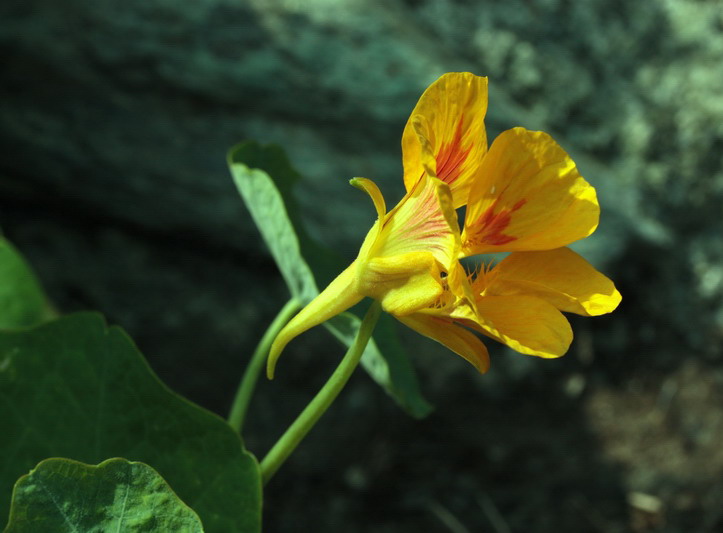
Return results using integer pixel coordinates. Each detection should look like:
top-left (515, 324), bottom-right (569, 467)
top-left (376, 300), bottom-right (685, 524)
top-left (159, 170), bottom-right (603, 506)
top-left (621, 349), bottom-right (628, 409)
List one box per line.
top-left (267, 72), bottom-right (620, 377)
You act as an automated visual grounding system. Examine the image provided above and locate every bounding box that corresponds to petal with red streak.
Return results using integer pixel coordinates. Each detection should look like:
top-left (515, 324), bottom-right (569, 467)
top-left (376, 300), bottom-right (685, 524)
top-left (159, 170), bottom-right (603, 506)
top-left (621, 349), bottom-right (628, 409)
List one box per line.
top-left (402, 72), bottom-right (489, 208)
top-left (462, 127), bottom-right (599, 255)
top-left (374, 174), bottom-right (460, 272)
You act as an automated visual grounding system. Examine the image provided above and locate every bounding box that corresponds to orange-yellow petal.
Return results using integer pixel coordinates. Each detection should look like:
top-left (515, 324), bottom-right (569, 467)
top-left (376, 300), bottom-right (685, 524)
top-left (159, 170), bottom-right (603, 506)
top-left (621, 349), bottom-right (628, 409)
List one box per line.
top-left (397, 313), bottom-right (490, 372)
top-left (487, 248), bottom-right (622, 316)
top-left (456, 294), bottom-right (573, 358)
top-left (268, 263), bottom-right (363, 378)
top-left (402, 72), bottom-right (489, 208)
top-left (462, 127), bottom-right (599, 255)
top-left (373, 173), bottom-right (460, 271)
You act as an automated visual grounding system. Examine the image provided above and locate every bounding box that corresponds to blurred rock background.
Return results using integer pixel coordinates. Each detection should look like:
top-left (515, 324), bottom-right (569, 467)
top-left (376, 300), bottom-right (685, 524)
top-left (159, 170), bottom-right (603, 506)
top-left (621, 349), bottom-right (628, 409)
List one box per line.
top-left (2, 0), bottom-right (722, 531)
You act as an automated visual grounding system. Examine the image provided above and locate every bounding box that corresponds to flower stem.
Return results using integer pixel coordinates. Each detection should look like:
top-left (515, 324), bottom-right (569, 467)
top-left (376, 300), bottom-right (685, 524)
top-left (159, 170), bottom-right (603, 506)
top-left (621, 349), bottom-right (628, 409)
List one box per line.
top-left (260, 301), bottom-right (382, 485)
top-left (228, 298), bottom-right (302, 434)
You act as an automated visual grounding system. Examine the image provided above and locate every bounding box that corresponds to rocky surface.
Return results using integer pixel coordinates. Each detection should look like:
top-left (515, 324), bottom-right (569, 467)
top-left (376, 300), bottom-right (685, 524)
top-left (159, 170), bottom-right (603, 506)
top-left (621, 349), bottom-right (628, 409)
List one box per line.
top-left (2, 0), bottom-right (723, 531)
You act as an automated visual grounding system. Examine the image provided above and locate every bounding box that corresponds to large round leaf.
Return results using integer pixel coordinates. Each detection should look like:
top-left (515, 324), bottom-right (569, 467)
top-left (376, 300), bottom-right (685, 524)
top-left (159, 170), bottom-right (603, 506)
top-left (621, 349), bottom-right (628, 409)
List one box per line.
top-left (0, 313), bottom-right (261, 532)
top-left (5, 457), bottom-right (204, 532)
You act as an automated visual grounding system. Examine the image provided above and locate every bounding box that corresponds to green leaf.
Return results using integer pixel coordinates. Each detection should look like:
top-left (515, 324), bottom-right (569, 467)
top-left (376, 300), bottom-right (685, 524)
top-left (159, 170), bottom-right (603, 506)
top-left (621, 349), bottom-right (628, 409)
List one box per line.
top-left (326, 313), bottom-right (433, 419)
top-left (0, 313), bottom-right (261, 533)
top-left (5, 457), bottom-right (204, 533)
top-left (228, 142), bottom-right (319, 303)
top-left (227, 140), bottom-right (341, 288)
top-left (228, 140), bottom-right (433, 418)
top-left (0, 237), bottom-right (55, 329)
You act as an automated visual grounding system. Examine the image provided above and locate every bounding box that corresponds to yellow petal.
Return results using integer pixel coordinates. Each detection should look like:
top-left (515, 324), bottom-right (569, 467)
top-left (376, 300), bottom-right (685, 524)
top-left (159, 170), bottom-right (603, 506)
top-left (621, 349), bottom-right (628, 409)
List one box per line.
top-left (488, 248), bottom-right (622, 316)
top-left (461, 294), bottom-right (573, 358)
top-left (462, 128), bottom-right (599, 255)
top-left (402, 72), bottom-right (489, 208)
top-left (268, 262), bottom-right (363, 378)
top-left (374, 173), bottom-right (460, 271)
top-left (397, 313), bottom-right (490, 373)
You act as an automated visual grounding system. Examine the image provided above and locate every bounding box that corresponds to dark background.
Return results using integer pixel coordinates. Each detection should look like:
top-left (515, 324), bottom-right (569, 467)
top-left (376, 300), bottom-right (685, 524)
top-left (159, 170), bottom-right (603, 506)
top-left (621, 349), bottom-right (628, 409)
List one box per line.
top-left (2, 1), bottom-right (723, 531)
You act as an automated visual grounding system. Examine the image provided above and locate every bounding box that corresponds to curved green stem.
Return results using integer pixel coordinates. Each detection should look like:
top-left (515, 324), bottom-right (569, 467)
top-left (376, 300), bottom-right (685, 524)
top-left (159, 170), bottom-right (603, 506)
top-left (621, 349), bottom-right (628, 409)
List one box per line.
top-left (228, 298), bottom-right (302, 433)
top-left (260, 301), bottom-right (382, 485)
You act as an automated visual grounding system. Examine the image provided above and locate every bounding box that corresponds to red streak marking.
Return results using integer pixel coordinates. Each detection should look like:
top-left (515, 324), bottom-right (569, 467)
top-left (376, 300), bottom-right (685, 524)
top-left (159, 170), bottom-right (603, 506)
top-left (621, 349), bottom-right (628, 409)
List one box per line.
top-left (471, 198), bottom-right (527, 246)
top-left (392, 178), bottom-right (449, 249)
top-left (435, 116), bottom-right (472, 185)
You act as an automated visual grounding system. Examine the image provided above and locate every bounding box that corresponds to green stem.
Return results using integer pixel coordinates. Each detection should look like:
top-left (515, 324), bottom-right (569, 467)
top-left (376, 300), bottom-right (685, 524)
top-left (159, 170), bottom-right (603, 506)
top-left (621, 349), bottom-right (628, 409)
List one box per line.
top-left (228, 298), bottom-right (302, 433)
top-left (260, 301), bottom-right (382, 485)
